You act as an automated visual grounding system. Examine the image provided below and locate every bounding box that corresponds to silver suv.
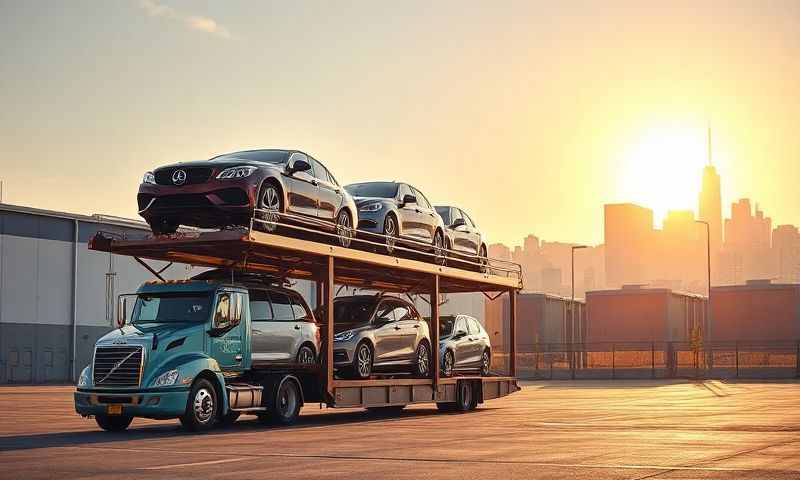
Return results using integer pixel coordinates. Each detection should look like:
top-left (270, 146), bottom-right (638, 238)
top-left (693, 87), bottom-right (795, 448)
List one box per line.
top-left (329, 295), bottom-right (432, 379)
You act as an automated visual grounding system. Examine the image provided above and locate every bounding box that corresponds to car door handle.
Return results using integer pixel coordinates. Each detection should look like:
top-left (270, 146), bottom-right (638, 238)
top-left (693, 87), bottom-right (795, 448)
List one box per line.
top-left (234, 354), bottom-right (243, 362)
top-left (294, 324), bottom-right (301, 330)
top-left (394, 326), bottom-right (401, 330)
top-left (412, 324), bottom-right (420, 328)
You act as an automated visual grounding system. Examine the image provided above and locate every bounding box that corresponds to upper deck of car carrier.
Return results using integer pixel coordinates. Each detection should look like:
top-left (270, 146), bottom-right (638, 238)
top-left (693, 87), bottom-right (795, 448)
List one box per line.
top-left (88, 218), bottom-right (523, 408)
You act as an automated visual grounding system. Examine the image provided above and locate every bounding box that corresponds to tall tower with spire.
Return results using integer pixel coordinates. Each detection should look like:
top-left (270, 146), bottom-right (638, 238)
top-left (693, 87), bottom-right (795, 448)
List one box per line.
top-left (699, 126), bottom-right (723, 268)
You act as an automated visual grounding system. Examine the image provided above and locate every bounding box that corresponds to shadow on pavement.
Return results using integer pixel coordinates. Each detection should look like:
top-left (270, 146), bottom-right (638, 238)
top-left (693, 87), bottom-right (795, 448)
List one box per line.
top-left (0, 406), bottom-right (462, 452)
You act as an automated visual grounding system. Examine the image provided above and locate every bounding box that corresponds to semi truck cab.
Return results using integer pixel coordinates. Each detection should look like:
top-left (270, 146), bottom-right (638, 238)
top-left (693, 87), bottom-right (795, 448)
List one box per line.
top-left (74, 279), bottom-right (307, 431)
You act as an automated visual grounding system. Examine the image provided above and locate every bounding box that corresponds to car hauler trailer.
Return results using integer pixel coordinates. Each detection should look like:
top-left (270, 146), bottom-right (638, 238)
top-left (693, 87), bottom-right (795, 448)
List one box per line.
top-left (75, 218), bottom-right (522, 431)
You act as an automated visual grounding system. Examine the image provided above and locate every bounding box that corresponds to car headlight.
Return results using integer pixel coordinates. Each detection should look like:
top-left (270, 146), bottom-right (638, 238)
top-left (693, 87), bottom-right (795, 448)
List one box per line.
top-left (153, 369), bottom-right (181, 387)
top-left (333, 330), bottom-right (356, 342)
top-left (77, 368), bottom-right (91, 387)
top-left (359, 203), bottom-right (382, 212)
top-left (216, 166), bottom-right (257, 179)
top-left (142, 171), bottom-right (156, 185)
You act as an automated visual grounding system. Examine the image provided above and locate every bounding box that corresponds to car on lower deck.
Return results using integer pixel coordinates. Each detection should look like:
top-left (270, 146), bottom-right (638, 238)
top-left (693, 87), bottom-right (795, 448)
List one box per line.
top-left (324, 294), bottom-right (432, 379)
top-left (137, 149), bottom-right (357, 247)
top-left (435, 205), bottom-right (488, 271)
top-left (344, 181), bottom-right (446, 261)
top-left (439, 314), bottom-right (491, 377)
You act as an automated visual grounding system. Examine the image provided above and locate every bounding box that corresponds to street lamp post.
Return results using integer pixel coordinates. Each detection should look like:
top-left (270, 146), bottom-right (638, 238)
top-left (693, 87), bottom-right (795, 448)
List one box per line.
top-left (571, 245), bottom-right (588, 345)
top-left (695, 221), bottom-right (712, 369)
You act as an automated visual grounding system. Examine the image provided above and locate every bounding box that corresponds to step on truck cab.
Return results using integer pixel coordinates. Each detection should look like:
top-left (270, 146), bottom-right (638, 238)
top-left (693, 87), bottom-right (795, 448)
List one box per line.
top-left (75, 277), bottom-right (318, 431)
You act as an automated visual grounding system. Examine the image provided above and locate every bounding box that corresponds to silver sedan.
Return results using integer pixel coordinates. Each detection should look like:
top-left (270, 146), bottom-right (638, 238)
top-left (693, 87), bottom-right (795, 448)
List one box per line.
top-left (439, 315), bottom-right (491, 377)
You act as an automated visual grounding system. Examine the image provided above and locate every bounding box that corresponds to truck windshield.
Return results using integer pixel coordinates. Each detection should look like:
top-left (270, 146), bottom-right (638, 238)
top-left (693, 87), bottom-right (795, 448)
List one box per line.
top-left (131, 293), bottom-right (212, 324)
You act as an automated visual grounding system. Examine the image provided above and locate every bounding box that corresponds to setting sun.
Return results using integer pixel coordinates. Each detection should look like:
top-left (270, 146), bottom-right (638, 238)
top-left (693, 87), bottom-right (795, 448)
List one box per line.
top-left (616, 124), bottom-right (711, 225)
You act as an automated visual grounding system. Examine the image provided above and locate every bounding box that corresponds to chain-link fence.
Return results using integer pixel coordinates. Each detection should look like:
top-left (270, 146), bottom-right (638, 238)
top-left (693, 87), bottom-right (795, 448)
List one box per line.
top-left (511, 341), bottom-right (800, 380)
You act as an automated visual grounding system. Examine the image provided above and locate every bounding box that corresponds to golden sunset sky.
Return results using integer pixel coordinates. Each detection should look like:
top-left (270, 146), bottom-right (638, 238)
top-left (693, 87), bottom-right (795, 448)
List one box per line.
top-left (1, 1), bottom-right (798, 246)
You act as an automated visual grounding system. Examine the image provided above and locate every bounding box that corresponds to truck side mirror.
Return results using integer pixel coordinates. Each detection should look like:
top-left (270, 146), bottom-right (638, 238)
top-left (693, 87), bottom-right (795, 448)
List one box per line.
top-left (116, 297), bottom-right (127, 328)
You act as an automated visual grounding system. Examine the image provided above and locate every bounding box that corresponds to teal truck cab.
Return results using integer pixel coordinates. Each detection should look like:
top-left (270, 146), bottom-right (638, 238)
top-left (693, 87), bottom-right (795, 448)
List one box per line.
top-left (74, 278), bottom-right (319, 432)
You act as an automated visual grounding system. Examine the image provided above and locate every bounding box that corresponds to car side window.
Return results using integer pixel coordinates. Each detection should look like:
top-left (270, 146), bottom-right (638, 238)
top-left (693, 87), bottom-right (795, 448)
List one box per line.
top-left (397, 184), bottom-right (413, 203)
top-left (249, 290), bottom-right (274, 321)
top-left (468, 318), bottom-right (482, 334)
top-left (290, 295), bottom-right (309, 321)
top-left (411, 187), bottom-right (431, 209)
top-left (269, 291), bottom-right (294, 321)
top-left (309, 158), bottom-right (328, 183)
top-left (326, 168), bottom-right (339, 186)
top-left (461, 210), bottom-right (476, 228)
top-left (388, 302), bottom-right (413, 321)
top-left (450, 208), bottom-right (463, 226)
top-left (455, 318), bottom-right (468, 335)
top-left (374, 300), bottom-right (396, 323)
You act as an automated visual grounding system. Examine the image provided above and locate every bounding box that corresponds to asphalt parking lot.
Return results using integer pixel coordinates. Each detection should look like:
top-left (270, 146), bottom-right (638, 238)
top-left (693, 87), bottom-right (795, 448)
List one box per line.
top-left (0, 380), bottom-right (798, 479)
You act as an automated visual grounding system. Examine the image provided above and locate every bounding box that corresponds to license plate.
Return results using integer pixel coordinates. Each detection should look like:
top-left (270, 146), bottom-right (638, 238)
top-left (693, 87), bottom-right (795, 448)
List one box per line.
top-left (107, 404), bottom-right (122, 415)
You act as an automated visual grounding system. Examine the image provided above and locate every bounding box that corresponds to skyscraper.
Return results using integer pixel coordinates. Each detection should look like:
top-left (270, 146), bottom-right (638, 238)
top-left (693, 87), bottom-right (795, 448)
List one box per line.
top-left (604, 203), bottom-right (655, 287)
top-left (698, 127), bottom-right (723, 260)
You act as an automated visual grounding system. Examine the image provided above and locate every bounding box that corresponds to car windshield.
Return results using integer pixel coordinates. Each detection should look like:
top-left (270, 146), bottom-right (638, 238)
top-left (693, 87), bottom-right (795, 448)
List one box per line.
top-left (435, 207), bottom-right (451, 224)
top-left (212, 150), bottom-right (290, 164)
top-left (440, 316), bottom-right (457, 337)
top-left (131, 293), bottom-right (212, 324)
top-left (332, 298), bottom-right (377, 326)
top-left (345, 182), bottom-right (399, 199)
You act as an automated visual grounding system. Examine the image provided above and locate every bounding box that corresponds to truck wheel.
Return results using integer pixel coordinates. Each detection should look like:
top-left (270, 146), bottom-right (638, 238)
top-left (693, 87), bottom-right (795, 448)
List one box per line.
top-left (180, 378), bottom-right (220, 432)
top-left (95, 414), bottom-right (133, 432)
top-left (455, 381), bottom-right (474, 412)
top-left (270, 379), bottom-right (302, 425)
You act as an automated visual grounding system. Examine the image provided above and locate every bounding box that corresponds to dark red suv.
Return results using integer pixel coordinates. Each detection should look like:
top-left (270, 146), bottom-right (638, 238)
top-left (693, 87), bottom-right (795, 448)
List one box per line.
top-left (138, 149), bottom-right (358, 246)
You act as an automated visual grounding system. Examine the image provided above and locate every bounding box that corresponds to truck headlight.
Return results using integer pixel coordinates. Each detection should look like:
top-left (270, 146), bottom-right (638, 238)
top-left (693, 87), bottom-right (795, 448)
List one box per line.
top-left (333, 330), bottom-right (356, 342)
top-left (359, 203), bottom-right (382, 212)
top-left (142, 171), bottom-right (156, 185)
top-left (216, 166), bottom-right (257, 179)
top-left (153, 369), bottom-right (180, 387)
top-left (77, 368), bottom-right (91, 387)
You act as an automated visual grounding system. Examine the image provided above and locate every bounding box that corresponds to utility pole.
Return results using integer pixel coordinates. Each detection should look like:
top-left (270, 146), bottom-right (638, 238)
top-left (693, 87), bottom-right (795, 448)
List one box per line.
top-left (695, 220), bottom-right (712, 343)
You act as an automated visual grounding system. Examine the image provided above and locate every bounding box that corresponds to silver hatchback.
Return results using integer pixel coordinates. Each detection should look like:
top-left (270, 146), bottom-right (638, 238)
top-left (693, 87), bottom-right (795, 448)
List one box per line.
top-left (248, 286), bottom-right (320, 365)
top-left (439, 315), bottom-right (491, 377)
top-left (329, 295), bottom-right (432, 379)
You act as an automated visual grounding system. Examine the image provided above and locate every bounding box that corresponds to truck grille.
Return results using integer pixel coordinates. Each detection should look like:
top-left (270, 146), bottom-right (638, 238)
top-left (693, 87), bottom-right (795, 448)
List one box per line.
top-left (93, 346), bottom-right (143, 387)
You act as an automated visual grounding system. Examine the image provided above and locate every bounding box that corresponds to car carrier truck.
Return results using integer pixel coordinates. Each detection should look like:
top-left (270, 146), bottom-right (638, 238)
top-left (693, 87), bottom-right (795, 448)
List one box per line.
top-left (74, 216), bottom-right (522, 432)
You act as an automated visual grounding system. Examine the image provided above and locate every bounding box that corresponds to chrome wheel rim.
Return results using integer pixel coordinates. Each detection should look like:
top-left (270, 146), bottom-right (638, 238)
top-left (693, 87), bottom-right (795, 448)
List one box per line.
top-left (193, 388), bottom-right (214, 423)
top-left (482, 352), bottom-right (490, 375)
top-left (357, 344), bottom-right (371, 378)
top-left (260, 185), bottom-right (281, 232)
top-left (336, 212), bottom-right (353, 248)
top-left (298, 347), bottom-right (315, 364)
top-left (479, 246), bottom-right (488, 273)
top-left (417, 344), bottom-right (429, 376)
top-left (444, 351), bottom-right (454, 376)
top-left (384, 217), bottom-right (397, 252)
top-left (278, 382), bottom-right (298, 419)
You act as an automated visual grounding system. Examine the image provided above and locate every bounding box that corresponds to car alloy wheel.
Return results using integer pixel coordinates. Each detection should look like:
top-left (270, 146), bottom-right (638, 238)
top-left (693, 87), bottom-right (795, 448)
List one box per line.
top-left (336, 211), bottom-right (353, 248)
top-left (415, 342), bottom-right (430, 377)
top-left (259, 183), bottom-right (282, 232)
top-left (481, 350), bottom-right (491, 376)
top-left (297, 345), bottom-right (316, 364)
top-left (384, 215), bottom-right (397, 254)
top-left (355, 343), bottom-right (372, 379)
top-left (442, 350), bottom-right (455, 377)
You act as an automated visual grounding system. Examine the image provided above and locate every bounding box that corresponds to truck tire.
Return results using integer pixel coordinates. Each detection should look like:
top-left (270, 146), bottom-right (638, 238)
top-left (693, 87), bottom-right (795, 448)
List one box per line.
top-left (455, 381), bottom-right (474, 412)
top-left (269, 378), bottom-right (302, 425)
top-left (180, 378), bottom-right (220, 432)
top-left (95, 414), bottom-right (133, 432)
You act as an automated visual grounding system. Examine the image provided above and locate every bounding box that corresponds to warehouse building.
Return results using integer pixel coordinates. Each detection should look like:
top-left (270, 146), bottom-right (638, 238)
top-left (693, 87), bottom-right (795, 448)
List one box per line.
top-left (711, 280), bottom-right (800, 341)
top-left (585, 285), bottom-right (707, 343)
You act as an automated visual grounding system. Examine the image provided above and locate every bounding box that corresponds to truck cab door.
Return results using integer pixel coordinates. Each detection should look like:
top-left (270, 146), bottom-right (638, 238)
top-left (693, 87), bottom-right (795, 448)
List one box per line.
top-left (208, 290), bottom-right (246, 372)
